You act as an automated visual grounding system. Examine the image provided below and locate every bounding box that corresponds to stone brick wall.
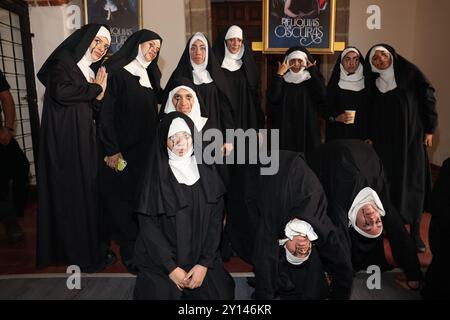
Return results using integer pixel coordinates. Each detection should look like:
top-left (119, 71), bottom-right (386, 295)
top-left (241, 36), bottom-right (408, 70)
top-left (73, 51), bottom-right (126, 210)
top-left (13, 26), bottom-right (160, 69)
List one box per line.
top-left (185, 0), bottom-right (212, 41)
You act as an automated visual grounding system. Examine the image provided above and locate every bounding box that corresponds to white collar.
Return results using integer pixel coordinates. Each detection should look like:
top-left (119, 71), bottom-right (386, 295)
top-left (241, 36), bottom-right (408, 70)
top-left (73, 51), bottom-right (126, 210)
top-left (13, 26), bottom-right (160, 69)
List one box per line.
top-left (339, 49), bottom-right (365, 92)
top-left (124, 45), bottom-right (152, 88)
top-left (167, 118), bottom-right (200, 186)
top-left (278, 219), bottom-right (317, 266)
top-left (164, 85), bottom-right (208, 132)
top-left (369, 46), bottom-right (397, 93)
top-left (77, 49), bottom-right (95, 82)
top-left (221, 26), bottom-right (244, 72)
top-left (190, 33), bottom-right (213, 85)
top-left (77, 27), bottom-right (111, 82)
top-left (221, 44), bottom-right (244, 72)
top-left (168, 147), bottom-right (200, 186)
top-left (348, 187), bottom-right (386, 238)
top-left (283, 51), bottom-right (311, 84)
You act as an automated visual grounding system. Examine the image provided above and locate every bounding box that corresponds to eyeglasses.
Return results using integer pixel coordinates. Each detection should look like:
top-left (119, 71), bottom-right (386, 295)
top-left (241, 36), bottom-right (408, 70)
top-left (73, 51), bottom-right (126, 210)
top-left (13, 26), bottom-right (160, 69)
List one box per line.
top-left (168, 132), bottom-right (191, 145)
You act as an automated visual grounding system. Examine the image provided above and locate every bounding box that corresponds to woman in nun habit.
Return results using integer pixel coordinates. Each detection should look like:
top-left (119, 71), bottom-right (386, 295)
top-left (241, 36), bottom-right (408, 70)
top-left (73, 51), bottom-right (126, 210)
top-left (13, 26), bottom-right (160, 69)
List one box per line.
top-left (213, 25), bottom-right (264, 131)
top-left (98, 29), bottom-right (162, 273)
top-left (308, 139), bottom-right (422, 290)
top-left (325, 47), bottom-right (371, 141)
top-left (161, 78), bottom-right (209, 134)
top-left (365, 44), bottom-right (438, 253)
top-left (212, 25), bottom-right (265, 263)
top-left (267, 46), bottom-right (326, 156)
top-left (133, 112), bottom-right (235, 300)
top-left (166, 32), bottom-right (234, 153)
top-left (252, 151), bottom-right (353, 300)
top-left (422, 158), bottom-right (450, 299)
top-left (37, 24), bottom-right (114, 271)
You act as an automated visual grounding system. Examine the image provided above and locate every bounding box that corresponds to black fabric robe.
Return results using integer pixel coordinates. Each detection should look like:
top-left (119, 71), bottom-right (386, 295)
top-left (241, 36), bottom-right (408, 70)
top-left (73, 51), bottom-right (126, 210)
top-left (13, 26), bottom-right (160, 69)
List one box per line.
top-left (212, 27), bottom-right (265, 263)
top-left (165, 34), bottom-right (235, 135)
top-left (325, 47), bottom-right (371, 141)
top-left (268, 47), bottom-right (326, 156)
top-left (252, 151), bottom-right (353, 300)
top-left (212, 28), bottom-right (264, 131)
top-left (308, 140), bottom-right (422, 281)
top-left (36, 24), bottom-right (109, 269)
top-left (365, 44), bottom-right (438, 224)
top-left (422, 158), bottom-right (450, 299)
top-left (133, 112), bottom-right (234, 300)
top-left (98, 29), bottom-right (162, 262)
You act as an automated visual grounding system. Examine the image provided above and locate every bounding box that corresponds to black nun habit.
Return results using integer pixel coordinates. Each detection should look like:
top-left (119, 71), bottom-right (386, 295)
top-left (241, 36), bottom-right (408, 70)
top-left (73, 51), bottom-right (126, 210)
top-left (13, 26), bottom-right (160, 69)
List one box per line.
top-left (422, 158), bottom-right (450, 299)
top-left (133, 112), bottom-right (235, 300)
top-left (98, 29), bottom-right (163, 268)
top-left (364, 44), bottom-right (438, 228)
top-left (267, 46), bottom-right (326, 156)
top-left (252, 151), bottom-right (353, 300)
top-left (36, 24), bottom-right (111, 270)
top-left (166, 33), bottom-right (235, 135)
top-left (212, 25), bottom-right (265, 131)
top-left (308, 140), bottom-right (422, 282)
top-left (325, 47), bottom-right (371, 141)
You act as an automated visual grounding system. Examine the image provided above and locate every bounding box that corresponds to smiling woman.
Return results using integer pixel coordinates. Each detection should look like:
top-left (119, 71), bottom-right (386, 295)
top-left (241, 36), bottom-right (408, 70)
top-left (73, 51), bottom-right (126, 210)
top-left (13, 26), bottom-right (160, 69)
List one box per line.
top-left (36, 24), bottom-right (113, 273)
top-left (98, 29), bottom-right (163, 274)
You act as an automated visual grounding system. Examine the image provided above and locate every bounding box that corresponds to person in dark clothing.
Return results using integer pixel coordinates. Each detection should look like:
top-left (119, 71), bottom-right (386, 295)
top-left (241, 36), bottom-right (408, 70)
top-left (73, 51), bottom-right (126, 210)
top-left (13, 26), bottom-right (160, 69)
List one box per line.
top-left (422, 158), bottom-right (450, 299)
top-left (37, 24), bottom-right (115, 272)
top-left (212, 25), bottom-right (265, 263)
top-left (166, 32), bottom-right (234, 153)
top-left (252, 151), bottom-right (353, 300)
top-left (161, 78), bottom-right (209, 133)
top-left (325, 47), bottom-right (371, 141)
top-left (133, 112), bottom-right (235, 300)
top-left (99, 29), bottom-right (162, 274)
top-left (213, 25), bottom-right (264, 132)
top-left (0, 70), bottom-right (29, 243)
top-left (365, 44), bottom-right (438, 253)
top-left (268, 46), bottom-right (326, 156)
top-left (309, 140), bottom-right (422, 289)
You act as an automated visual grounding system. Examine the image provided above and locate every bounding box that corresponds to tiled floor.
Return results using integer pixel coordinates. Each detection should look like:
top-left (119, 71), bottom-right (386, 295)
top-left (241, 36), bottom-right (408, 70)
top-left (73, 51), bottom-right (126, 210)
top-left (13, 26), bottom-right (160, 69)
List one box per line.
top-left (0, 199), bottom-right (431, 275)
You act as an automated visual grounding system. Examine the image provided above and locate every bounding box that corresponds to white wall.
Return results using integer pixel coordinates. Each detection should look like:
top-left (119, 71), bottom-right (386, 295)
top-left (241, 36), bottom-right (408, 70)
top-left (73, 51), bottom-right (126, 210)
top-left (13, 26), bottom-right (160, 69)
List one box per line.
top-left (142, 0), bottom-right (186, 87)
top-left (349, 0), bottom-right (417, 59)
top-left (30, 6), bottom-right (74, 119)
top-left (413, 0), bottom-right (450, 165)
top-left (30, 0), bottom-right (186, 118)
top-left (349, 0), bottom-right (450, 165)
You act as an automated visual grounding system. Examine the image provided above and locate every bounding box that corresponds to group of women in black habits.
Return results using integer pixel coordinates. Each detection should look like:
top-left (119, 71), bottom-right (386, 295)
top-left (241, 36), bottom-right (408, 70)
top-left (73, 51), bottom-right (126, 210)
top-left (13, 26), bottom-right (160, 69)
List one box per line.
top-left (36, 22), bottom-right (441, 299)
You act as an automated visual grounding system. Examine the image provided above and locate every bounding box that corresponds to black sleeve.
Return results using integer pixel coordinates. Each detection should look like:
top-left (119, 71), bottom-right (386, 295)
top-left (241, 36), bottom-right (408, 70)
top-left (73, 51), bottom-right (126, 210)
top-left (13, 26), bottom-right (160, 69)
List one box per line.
top-left (0, 70), bottom-right (10, 92)
top-left (137, 214), bottom-right (178, 274)
top-left (418, 76), bottom-right (438, 134)
top-left (267, 75), bottom-right (284, 110)
top-left (253, 215), bottom-right (280, 300)
top-left (307, 67), bottom-right (327, 118)
top-left (384, 203), bottom-right (422, 281)
top-left (98, 74), bottom-right (121, 156)
top-left (430, 159), bottom-right (450, 217)
top-left (219, 91), bottom-right (235, 132)
top-left (48, 61), bottom-right (102, 105)
top-left (198, 199), bottom-right (224, 268)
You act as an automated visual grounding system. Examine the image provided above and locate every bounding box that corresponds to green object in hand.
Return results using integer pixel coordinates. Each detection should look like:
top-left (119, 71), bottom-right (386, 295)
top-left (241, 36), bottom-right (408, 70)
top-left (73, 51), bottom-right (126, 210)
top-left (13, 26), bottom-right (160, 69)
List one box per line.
top-left (117, 158), bottom-right (127, 172)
